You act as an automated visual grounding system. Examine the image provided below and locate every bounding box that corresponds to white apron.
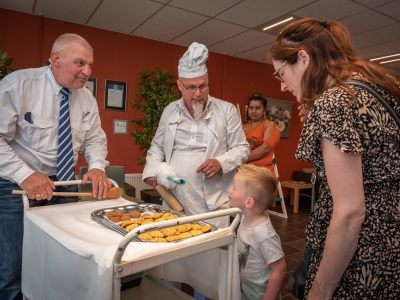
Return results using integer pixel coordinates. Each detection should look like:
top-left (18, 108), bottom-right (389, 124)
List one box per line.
top-left (165, 151), bottom-right (229, 228)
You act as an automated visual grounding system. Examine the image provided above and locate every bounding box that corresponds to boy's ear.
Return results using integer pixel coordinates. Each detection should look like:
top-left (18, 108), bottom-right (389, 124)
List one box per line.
top-left (246, 197), bottom-right (255, 209)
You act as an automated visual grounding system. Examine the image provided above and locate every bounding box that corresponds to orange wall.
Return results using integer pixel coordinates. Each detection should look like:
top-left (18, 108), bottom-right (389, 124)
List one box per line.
top-left (0, 8), bottom-right (312, 186)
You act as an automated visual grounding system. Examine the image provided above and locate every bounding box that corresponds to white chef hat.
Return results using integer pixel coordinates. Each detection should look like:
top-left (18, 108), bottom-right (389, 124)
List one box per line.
top-left (178, 42), bottom-right (208, 78)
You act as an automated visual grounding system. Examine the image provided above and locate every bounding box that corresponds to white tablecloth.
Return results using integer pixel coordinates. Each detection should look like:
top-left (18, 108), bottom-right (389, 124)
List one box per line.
top-left (21, 199), bottom-right (240, 300)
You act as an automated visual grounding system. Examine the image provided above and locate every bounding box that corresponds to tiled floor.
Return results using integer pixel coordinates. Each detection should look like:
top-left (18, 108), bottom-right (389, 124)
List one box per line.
top-left (269, 197), bottom-right (311, 300)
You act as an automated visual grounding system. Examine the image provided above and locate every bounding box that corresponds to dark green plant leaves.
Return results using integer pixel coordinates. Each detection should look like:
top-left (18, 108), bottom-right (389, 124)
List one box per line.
top-left (130, 68), bottom-right (181, 164)
top-left (0, 48), bottom-right (16, 81)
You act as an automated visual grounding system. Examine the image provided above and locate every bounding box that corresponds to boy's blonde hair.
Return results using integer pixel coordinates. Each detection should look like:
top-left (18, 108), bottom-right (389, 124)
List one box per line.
top-left (237, 164), bottom-right (278, 211)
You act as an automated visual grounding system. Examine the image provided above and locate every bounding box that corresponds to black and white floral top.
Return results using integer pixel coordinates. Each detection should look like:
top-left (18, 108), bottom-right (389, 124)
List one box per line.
top-left (296, 74), bottom-right (400, 299)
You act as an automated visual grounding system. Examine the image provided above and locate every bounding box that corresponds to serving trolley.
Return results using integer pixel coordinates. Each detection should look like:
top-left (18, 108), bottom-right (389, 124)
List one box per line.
top-left (21, 180), bottom-right (242, 300)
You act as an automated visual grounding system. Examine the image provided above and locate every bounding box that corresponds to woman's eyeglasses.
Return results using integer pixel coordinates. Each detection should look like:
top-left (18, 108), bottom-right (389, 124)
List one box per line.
top-left (272, 61), bottom-right (287, 83)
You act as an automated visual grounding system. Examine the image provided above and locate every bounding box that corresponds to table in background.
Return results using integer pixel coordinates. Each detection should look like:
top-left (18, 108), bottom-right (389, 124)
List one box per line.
top-left (280, 181), bottom-right (313, 213)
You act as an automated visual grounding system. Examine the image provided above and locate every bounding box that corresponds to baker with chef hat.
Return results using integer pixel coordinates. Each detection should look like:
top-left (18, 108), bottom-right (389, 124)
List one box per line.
top-left (177, 42), bottom-right (210, 120)
top-left (142, 42), bottom-right (249, 229)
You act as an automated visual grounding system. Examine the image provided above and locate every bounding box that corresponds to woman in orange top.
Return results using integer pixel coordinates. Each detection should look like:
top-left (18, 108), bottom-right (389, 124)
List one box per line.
top-left (243, 93), bottom-right (280, 172)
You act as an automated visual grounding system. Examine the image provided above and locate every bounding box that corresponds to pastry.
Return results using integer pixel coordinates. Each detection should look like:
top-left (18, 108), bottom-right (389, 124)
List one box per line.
top-left (191, 224), bottom-right (202, 230)
top-left (142, 214), bottom-right (153, 219)
top-left (120, 214), bottom-right (131, 221)
top-left (113, 210), bottom-right (124, 216)
top-left (189, 230), bottom-right (203, 236)
top-left (151, 237), bottom-right (167, 243)
top-left (126, 223), bottom-right (139, 231)
top-left (129, 210), bottom-right (141, 218)
top-left (178, 232), bottom-right (192, 239)
top-left (166, 235), bottom-right (181, 242)
top-left (138, 233), bottom-right (152, 240)
top-left (149, 230), bottom-right (164, 238)
top-left (108, 216), bottom-right (120, 222)
top-left (201, 224), bottom-right (212, 233)
top-left (161, 227), bottom-right (177, 237)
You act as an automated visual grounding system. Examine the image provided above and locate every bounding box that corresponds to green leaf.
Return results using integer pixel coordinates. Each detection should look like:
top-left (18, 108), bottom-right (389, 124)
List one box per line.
top-left (130, 68), bottom-right (181, 164)
top-left (0, 48), bottom-right (16, 81)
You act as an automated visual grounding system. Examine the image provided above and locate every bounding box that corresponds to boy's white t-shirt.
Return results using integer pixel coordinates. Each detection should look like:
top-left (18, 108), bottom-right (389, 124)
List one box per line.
top-left (237, 215), bottom-right (284, 300)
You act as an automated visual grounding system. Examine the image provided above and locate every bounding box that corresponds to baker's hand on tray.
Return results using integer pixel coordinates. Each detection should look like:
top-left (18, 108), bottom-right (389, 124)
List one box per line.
top-left (196, 159), bottom-right (222, 179)
top-left (20, 172), bottom-right (55, 200)
top-left (81, 168), bottom-right (112, 199)
top-left (144, 177), bottom-right (158, 188)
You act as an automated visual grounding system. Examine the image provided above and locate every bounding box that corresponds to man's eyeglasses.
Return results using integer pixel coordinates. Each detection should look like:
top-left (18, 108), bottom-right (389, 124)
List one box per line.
top-left (272, 61), bottom-right (287, 83)
top-left (178, 78), bottom-right (209, 93)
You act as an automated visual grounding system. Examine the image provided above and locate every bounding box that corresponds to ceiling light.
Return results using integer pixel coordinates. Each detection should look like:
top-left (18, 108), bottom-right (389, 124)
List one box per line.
top-left (263, 17), bottom-right (294, 31)
top-left (379, 58), bottom-right (400, 64)
top-left (370, 53), bottom-right (400, 61)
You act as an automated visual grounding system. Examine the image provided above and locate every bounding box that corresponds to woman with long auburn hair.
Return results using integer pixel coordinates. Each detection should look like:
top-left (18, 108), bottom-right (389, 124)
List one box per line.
top-left (269, 18), bottom-right (400, 299)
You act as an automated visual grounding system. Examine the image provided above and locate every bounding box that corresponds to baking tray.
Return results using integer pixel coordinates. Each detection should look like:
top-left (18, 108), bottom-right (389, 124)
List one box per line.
top-left (91, 203), bottom-right (218, 242)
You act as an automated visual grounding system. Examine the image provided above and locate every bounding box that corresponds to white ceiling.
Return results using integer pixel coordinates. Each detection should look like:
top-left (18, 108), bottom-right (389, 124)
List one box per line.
top-left (2, 0), bottom-right (400, 71)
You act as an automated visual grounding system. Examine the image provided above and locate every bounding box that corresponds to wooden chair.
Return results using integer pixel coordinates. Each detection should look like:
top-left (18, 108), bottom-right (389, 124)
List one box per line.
top-left (267, 155), bottom-right (288, 218)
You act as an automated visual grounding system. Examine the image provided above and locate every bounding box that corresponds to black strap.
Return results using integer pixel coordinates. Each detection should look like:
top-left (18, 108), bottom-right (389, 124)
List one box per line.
top-left (346, 80), bottom-right (400, 128)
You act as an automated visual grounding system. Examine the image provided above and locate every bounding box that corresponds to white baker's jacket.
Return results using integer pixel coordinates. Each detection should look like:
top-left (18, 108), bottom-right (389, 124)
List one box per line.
top-left (143, 96), bottom-right (249, 210)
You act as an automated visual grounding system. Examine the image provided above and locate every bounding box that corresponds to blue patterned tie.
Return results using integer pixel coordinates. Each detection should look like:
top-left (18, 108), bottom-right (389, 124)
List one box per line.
top-left (56, 88), bottom-right (75, 181)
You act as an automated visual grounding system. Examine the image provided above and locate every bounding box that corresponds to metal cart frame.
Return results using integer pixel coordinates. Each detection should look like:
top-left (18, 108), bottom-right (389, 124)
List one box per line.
top-left (21, 180), bottom-right (242, 300)
top-left (113, 208), bottom-right (242, 300)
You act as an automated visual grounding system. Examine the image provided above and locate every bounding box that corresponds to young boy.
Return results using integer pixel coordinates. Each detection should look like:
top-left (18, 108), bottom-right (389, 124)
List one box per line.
top-left (229, 164), bottom-right (286, 300)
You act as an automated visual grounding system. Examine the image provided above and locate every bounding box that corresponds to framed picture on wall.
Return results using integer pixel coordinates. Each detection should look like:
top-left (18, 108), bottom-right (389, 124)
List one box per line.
top-left (266, 98), bottom-right (293, 138)
top-left (84, 77), bottom-right (97, 98)
top-left (113, 119), bottom-right (128, 134)
top-left (104, 79), bottom-right (127, 111)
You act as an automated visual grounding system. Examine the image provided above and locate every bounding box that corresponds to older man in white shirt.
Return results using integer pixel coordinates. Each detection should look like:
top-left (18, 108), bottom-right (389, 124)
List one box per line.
top-left (0, 33), bottom-right (110, 300)
top-left (143, 42), bottom-right (249, 229)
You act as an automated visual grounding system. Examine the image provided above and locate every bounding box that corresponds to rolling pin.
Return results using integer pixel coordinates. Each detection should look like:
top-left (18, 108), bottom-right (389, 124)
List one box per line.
top-left (12, 186), bottom-right (123, 199)
top-left (155, 184), bottom-right (184, 213)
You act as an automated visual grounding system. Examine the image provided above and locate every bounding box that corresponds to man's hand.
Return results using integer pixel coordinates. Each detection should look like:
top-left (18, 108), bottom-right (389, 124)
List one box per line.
top-left (144, 177), bottom-right (158, 188)
top-left (196, 159), bottom-right (222, 179)
top-left (81, 168), bottom-right (112, 199)
top-left (20, 173), bottom-right (55, 201)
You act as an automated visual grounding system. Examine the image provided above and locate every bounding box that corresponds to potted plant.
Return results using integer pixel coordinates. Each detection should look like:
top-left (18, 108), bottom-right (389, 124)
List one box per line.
top-left (0, 48), bottom-right (16, 81)
top-left (130, 68), bottom-right (181, 203)
top-left (130, 68), bottom-right (180, 163)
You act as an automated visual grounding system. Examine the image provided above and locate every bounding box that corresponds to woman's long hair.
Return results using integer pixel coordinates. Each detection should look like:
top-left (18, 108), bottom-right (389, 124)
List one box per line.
top-left (269, 18), bottom-right (400, 105)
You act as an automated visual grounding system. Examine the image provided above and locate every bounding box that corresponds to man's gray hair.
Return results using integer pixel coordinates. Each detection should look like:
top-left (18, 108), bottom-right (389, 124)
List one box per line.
top-left (52, 33), bottom-right (92, 56)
